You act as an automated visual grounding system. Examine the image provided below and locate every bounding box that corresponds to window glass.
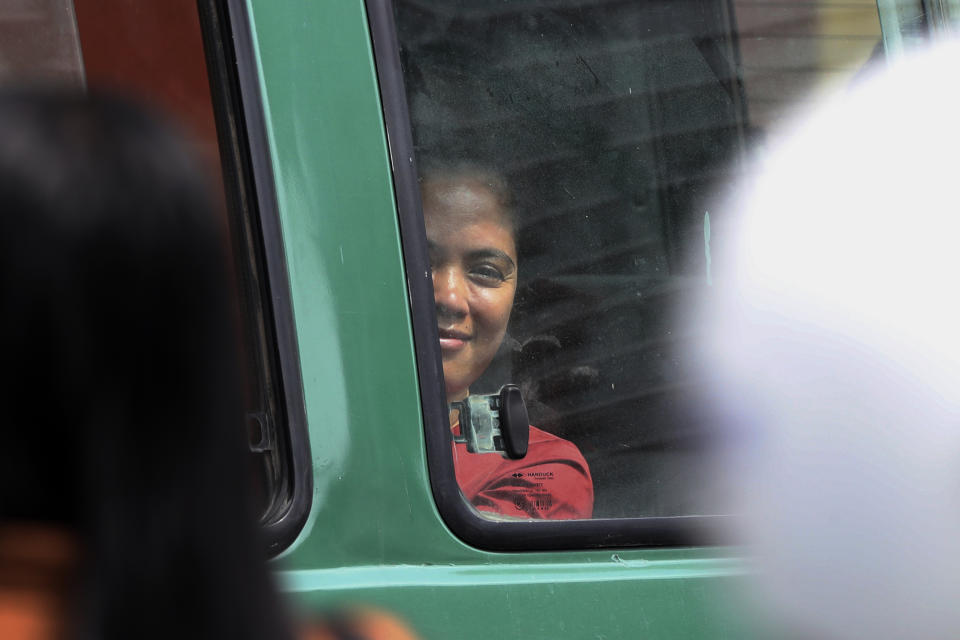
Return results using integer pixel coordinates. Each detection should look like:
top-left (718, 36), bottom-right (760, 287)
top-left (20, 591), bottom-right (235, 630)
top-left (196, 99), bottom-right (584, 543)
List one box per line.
top-left (878, 0), bottom-right (958, 54)
top-left (0, 0), bottom-right (291, 523)
top-left (394, 0), bottom-right (931, 521)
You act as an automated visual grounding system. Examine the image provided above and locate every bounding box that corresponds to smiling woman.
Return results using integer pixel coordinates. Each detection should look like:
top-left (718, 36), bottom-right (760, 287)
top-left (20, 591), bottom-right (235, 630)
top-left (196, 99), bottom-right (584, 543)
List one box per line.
top-left (421, 164), bottom-right (593, 520)
top-left (422, 168), bottom-right (518, 402)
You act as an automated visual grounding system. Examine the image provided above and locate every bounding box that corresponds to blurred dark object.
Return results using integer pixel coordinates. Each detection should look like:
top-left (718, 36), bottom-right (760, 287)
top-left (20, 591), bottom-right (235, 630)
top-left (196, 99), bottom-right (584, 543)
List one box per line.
top-left (0, 90), bottom-right (293, 640)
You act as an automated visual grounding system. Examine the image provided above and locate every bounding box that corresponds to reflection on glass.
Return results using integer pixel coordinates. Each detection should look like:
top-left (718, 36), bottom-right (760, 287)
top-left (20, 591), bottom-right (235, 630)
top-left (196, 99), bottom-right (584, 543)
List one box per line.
top-left (396, 0), bottom-right (903, 520)
top-left (423, 165), bottom-right (594, 519)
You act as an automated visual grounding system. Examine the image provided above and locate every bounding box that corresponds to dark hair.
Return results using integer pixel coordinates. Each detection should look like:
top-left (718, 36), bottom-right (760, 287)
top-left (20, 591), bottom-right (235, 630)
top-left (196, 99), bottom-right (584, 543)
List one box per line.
top-left (0, 91), bottom-right (293, 640)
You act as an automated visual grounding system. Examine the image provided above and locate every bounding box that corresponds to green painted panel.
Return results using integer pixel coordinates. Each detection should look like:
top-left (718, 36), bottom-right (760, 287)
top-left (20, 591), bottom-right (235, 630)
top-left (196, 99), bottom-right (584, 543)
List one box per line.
top-left (280, 556), bottom-right (755, 639)
top-left (244, 1), bottom-right (756, 638)
top-left (244, 0), bottom-right (457, 566)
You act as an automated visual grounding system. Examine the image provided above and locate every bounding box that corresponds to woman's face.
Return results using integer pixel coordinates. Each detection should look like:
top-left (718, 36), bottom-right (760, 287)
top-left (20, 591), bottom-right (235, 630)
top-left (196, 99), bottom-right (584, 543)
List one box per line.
top-left (422, 177), bottom-right (517, 402)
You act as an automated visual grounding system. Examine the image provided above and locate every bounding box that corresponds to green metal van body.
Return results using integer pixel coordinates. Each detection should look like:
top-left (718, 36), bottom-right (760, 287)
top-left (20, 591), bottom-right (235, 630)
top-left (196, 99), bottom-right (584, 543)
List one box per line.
top-left (245, 2), bottom-right (751, 637)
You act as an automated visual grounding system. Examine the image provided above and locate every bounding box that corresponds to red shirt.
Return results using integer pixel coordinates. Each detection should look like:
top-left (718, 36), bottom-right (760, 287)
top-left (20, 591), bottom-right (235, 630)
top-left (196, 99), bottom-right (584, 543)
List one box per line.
top-left (452, 425), bottom-right (593, 519)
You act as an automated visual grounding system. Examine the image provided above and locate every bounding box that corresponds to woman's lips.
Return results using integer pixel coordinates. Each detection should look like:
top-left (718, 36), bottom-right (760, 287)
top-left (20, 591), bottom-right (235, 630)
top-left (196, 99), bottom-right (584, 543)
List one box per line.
top-left (438, 328), bottom-right (470, 352)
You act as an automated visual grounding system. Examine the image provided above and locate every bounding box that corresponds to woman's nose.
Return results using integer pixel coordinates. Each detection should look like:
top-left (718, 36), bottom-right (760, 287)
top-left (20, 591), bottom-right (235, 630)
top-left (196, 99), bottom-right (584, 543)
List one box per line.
top-left (434, 266), bottom-right (469, 319)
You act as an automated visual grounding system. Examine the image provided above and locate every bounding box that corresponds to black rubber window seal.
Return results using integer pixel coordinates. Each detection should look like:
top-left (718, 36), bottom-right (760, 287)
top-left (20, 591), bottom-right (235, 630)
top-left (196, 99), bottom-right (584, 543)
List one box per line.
top-left (365, 0), bottom-right (728, 551)
top-left (197, 0), bottom-right (313, 555)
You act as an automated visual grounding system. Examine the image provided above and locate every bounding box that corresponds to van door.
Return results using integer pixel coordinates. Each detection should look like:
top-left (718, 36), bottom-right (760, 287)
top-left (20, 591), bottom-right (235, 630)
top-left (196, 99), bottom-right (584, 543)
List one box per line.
top-left (211, 0), bottom-right (953, 638)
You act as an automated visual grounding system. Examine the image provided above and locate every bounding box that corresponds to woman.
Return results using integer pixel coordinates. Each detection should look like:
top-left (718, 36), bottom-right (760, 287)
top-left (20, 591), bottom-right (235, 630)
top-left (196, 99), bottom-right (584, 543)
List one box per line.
top-left (421, 165), bottom-right (593, 520)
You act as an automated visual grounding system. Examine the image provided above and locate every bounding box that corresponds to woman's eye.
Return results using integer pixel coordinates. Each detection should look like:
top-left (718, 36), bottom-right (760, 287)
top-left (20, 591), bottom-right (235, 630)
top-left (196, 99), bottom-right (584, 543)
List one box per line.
top-left (470, 264), bottom-right (506, 284)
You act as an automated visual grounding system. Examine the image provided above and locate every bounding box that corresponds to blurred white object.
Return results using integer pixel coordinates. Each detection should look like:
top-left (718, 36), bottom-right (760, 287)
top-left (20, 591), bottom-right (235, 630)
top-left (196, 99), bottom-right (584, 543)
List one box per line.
top-left (700, 39), bottom-right (960, 639)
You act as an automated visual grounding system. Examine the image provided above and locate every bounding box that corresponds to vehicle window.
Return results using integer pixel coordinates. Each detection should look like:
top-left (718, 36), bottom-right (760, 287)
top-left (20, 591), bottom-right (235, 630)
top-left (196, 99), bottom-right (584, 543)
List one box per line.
top-left (0, 0), bottom-right (297, 531)
top-left (392, 0), bottom-right (944, 522)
